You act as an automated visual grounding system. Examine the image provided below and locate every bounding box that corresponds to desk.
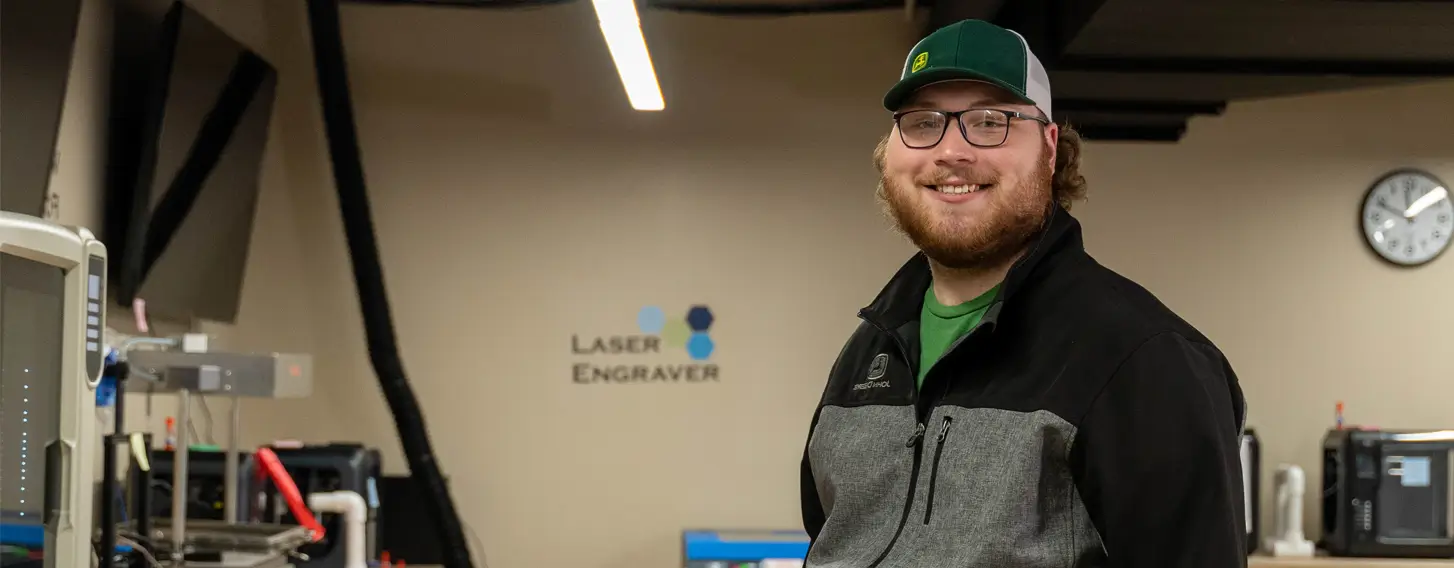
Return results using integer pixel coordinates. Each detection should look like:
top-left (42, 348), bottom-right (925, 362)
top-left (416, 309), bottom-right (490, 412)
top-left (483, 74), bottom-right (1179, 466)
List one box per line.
top-left (1251, 556), bottom-right (1454, 568)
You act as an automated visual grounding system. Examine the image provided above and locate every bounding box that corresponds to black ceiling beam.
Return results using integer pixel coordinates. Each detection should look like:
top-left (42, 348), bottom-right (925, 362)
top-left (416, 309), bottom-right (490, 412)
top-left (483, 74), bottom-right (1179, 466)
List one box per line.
top-left (978, 0), bottom-right (1108, 63)
top-left (927, 0), bottom-right (1011, 36)
top-left (1051, 0), bottom-right (1109, 58)
top-left (1074, 123), bottom-right (1186, 143)
top-left (1054, 55), bottom-right (1454, 77)
top-left (1054, 98), bottom-right (1225, 115)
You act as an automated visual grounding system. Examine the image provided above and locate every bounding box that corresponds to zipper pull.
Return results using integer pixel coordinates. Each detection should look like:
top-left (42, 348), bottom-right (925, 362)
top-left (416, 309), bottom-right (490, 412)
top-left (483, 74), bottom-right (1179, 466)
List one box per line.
top-left (906, 423), bottom-right (926, 447)
top-left (937, 416), bottom-right (953, 442)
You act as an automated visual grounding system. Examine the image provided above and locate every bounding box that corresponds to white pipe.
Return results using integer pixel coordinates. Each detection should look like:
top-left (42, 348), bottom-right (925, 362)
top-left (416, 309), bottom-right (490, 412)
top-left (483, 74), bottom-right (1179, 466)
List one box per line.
top-left (308, 490), bottom-right (368, 568)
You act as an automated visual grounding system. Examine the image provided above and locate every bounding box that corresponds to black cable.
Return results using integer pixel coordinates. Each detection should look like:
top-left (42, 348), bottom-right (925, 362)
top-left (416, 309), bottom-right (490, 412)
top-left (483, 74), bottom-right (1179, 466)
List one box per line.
top-left (99, 361), bottom-right (131, 568)
top-left (303, 2), bottom-right (475, 568)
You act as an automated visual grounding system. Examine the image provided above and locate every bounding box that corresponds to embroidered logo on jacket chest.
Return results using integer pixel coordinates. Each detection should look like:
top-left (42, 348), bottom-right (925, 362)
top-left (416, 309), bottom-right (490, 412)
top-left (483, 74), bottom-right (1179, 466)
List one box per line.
top-left (853, 353), bottom-right (893, 391)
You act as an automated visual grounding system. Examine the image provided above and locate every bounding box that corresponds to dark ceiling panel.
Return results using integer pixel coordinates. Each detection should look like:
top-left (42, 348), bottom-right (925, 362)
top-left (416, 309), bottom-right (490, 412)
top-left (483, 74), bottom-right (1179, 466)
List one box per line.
top-left (927, 0), bottom-right (1008, 29)
top-left (1065, 0), bottom-right (1454, 60)
top-left (1054, 54), bottom-right (1454, 77)
top-left (1076, 124), bottom-right (1185, 142)
top-left (1049, 70), bottom-right (1423, 102)
top-left (1054, 98), bottom-right (1224, 116)
top-left (1057, 110), bottom-right (1190, 127)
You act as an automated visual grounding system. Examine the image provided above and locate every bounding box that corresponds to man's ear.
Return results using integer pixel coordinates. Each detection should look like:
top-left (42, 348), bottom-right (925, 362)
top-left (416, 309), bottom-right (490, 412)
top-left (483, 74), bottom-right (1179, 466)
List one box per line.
top-left (1043, 121), bottom-right (1060, 171)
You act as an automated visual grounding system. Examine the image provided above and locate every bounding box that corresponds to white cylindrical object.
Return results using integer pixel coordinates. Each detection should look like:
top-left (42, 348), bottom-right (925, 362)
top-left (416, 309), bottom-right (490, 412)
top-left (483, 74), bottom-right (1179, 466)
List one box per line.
top-left (308, 490), bottom-right (368, 568)
top-left (1279, 465), bottom-right (1304, 541)
top-left (1267, 464), bottom-right (1314, 557)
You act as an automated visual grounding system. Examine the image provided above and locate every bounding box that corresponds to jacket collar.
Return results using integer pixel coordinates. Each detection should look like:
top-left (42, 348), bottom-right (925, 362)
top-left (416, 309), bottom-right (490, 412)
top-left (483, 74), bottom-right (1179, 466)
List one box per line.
top-left (859, 203), bottom-right (1085, 331)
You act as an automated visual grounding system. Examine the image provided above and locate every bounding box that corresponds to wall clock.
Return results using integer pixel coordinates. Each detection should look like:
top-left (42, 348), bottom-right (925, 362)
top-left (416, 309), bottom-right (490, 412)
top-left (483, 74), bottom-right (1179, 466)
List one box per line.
top-left (1361, 169), bottom-right (1452, 267)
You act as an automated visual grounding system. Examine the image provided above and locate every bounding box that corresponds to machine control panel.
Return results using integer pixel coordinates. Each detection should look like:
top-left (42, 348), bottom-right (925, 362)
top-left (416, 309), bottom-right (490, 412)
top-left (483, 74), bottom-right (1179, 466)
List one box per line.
top-left (85, 254), bottom-right (105, 381)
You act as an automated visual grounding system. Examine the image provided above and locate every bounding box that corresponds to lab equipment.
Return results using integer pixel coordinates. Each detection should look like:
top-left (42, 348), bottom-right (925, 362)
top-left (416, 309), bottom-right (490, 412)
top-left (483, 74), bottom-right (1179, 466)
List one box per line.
top-left (104, 334), bottom-right (316, 566)
top-left (0, 212), bottom-right (107, 568)
top-left (135, 443), bottom-right (382, 568)
top-left (1321, 427), bottom-right (1454, 558)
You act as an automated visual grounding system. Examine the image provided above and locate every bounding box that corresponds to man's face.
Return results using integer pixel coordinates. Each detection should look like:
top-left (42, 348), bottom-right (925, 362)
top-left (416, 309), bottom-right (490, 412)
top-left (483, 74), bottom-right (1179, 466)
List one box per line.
top-left (876, 81), bottom-right (1059, 270)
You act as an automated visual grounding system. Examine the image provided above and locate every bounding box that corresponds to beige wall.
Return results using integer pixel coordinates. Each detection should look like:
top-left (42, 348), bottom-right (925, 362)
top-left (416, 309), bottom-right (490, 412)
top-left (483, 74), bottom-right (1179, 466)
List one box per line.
top-left (39, 1), bottom-right (1454, 566)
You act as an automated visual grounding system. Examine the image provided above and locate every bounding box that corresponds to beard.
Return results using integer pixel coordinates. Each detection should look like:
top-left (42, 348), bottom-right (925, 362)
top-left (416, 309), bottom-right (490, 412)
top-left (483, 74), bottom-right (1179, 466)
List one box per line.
top-left (876, 150), bottom-right (1054, 271)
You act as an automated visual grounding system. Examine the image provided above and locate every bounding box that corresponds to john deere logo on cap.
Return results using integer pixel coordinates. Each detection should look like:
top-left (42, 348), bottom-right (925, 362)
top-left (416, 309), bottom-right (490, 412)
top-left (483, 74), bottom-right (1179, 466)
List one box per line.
top-left (911, 52), bottom-right (929, 73)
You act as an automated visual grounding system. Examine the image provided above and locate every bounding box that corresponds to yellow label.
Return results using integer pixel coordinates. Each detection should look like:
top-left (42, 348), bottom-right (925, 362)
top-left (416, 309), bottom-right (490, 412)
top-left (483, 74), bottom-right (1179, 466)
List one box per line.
top-left (911, 52), bottom-right (929, 73)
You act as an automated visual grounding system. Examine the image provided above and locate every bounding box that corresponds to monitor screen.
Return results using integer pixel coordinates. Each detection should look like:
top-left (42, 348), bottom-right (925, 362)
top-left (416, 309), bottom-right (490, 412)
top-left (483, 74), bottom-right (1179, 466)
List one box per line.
top-left (0, 252), bottom-right (66, 546)
top-left (106, 0), bottom-right (276, 324)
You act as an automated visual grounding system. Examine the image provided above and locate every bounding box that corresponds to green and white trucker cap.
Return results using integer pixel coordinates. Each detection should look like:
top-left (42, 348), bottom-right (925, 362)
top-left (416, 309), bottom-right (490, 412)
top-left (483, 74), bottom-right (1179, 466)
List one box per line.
top-left (883, 19), bottom-right (1053, 120)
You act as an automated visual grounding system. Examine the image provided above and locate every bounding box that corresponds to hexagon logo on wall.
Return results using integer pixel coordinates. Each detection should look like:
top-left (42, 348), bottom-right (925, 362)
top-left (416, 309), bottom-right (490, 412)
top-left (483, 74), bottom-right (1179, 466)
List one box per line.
top-left (684, 305), bottom-right (715, 361)
top-left (637, 304), bottom-right (716, 360)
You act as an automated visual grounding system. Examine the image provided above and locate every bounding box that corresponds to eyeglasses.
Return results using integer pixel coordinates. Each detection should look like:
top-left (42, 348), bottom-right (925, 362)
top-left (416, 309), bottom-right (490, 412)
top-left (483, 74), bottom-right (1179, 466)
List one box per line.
top-left (893, 108), bottom-right (1050, 149)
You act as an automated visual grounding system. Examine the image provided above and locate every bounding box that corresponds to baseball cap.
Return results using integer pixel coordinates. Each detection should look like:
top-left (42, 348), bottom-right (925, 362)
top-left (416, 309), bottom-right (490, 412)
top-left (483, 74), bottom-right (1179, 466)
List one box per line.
top-left (883, 19), bottom-right (1053, 120)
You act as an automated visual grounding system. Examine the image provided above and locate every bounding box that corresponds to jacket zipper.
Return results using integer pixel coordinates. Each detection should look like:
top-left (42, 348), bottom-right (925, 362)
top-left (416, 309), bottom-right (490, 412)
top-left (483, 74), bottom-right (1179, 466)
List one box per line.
top-left (857, 312), bottom-right (926, 568)
top-left (922, 415), bottom-right (953, 524)
top-left (863, 423), bottom-right (926, 568)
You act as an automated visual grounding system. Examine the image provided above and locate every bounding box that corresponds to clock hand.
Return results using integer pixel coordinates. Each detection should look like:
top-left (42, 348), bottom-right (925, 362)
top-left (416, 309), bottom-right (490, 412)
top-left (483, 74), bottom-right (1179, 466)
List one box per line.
top-left (1404, 186), bottom-right (1449, 219)
top-left (1377, 203), bottom-right (1405, 218)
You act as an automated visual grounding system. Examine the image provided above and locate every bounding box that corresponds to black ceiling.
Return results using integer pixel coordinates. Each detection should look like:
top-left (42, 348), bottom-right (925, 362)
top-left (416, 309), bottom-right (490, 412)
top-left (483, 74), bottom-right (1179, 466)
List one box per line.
top-left (929, 0), bottom-right (1454, 142)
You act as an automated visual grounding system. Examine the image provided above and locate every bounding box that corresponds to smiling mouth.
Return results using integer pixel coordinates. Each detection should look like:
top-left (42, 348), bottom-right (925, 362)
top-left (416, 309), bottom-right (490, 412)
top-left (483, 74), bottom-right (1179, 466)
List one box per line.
top-left (928, 183), bottom-right (993, 195)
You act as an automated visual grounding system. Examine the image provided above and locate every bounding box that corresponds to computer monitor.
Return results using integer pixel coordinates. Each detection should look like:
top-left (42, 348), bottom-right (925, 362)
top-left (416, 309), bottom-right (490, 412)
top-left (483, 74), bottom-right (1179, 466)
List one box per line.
top-left (0, 212), bottom-right (106, 568)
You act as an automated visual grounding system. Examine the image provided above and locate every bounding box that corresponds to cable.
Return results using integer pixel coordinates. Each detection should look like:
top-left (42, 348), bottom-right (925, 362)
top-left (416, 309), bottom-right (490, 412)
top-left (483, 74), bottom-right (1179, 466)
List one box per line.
top-left (186, 413), bottom-right (202, 446)
top-left (464, 521), bottom-right (491, 568)
top-left (116, 536), bottom-right (163, 568)
top-left (196, 396), bottom-right (217, 445)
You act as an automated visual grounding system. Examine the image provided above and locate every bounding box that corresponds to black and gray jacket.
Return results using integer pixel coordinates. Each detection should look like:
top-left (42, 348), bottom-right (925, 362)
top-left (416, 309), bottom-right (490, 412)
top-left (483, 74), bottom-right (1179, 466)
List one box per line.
top-left (800, 205), bottom-right (1248, 568)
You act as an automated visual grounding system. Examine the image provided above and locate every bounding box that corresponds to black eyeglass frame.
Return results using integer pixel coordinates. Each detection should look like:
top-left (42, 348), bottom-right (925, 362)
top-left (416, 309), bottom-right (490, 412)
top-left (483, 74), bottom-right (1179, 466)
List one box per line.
top-left (892, 108), bottom-right (1051, 149)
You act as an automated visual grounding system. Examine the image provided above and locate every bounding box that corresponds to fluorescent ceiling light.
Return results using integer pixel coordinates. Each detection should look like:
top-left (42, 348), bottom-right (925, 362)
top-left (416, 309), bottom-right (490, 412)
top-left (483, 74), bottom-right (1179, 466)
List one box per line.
top-left (591, 0), bottom-right (665, 111)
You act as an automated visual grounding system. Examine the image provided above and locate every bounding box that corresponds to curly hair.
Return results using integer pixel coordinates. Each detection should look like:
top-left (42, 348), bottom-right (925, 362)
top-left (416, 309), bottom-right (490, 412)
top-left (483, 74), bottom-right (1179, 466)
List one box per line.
top-left (1051, 124), bottom-right (1088, 210)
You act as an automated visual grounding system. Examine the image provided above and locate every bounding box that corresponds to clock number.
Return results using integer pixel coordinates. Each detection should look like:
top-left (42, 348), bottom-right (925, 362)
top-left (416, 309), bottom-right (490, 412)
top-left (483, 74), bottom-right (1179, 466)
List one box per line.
top-left (1406, 245), bottom-right (1415, 256)
top-left (1403, 178), bottom-right (1416, 191)
top-left (1371, 212), bottom-right (1382, 222)
top-left (1440, 213), bottom-right (1450, 225)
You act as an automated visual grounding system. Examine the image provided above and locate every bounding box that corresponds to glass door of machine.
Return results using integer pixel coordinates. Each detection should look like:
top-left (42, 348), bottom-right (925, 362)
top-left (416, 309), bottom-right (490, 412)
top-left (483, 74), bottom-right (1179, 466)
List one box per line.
top-left (0, 251), bottom-right (67, 563)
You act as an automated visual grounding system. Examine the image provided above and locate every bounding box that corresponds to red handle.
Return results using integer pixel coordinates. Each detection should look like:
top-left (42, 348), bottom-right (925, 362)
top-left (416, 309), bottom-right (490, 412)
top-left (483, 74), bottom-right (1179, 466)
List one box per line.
top-left (255, 447), bottom-right (326, 542)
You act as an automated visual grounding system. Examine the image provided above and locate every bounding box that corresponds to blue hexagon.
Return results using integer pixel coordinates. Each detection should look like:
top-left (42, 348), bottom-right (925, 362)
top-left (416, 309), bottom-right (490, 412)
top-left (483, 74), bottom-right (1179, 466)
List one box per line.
top-left (686, 332), bottom-right (715, 360)
top-left (638, 306), bottom-right (665, 334)
top-left (686, 305), bottom-right (714, 332)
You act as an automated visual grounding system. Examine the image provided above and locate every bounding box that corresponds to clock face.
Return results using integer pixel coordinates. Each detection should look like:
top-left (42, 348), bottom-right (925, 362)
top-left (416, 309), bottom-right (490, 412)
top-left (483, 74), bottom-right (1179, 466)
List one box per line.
top-left (1362, 169), bottom-right (1453, 266)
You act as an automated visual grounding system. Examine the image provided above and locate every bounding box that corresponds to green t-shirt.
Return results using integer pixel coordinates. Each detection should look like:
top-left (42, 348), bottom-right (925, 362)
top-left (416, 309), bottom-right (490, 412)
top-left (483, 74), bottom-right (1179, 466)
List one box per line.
top-left (917, 283), bottom-right (999, 388)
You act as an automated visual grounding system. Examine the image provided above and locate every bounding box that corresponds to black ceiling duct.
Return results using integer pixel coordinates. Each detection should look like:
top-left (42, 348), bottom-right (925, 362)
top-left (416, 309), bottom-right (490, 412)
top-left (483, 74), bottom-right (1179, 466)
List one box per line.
top-left (304, 2), bottom-right (478, 568)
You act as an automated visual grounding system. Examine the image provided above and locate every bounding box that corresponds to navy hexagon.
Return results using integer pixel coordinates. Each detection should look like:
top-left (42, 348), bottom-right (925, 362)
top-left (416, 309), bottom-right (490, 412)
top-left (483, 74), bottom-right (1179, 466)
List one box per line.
top-left (686, 332), bottom-right (715, 361)
top-left (686, 305), bottom-right (714, 332)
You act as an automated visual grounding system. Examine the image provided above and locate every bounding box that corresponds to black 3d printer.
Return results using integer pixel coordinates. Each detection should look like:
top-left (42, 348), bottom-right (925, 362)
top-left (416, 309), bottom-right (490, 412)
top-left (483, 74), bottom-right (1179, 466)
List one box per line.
top-left (1321, 427), bottom-right (1454, 558)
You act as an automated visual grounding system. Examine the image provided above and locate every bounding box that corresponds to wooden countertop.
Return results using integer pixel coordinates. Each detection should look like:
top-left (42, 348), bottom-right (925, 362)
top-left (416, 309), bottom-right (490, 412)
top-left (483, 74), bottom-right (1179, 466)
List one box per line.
top-left (1250, 555), bottom-right (1454, 567)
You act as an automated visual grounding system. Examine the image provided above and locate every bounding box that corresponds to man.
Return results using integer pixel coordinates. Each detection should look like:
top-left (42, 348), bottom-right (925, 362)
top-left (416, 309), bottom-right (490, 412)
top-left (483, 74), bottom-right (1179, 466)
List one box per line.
top-left (799, 19), bottom-right (1248, 568)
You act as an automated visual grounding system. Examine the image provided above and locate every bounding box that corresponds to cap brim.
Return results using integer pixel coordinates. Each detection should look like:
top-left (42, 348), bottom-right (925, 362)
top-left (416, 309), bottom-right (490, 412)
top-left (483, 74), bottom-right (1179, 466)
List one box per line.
top-left (883, 68), bottom-right (1034, 111)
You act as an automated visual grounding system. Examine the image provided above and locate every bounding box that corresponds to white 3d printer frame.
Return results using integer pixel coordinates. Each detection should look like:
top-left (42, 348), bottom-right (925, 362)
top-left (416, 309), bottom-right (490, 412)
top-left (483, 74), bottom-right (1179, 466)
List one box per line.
top-left (0, 211), bottom-right (107, 568)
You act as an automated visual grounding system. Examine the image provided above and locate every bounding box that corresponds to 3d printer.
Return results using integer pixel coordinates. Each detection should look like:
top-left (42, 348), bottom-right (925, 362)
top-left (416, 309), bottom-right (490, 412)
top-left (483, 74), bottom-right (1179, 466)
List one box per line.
top-left (0, 212), bottom-right (108, 568)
